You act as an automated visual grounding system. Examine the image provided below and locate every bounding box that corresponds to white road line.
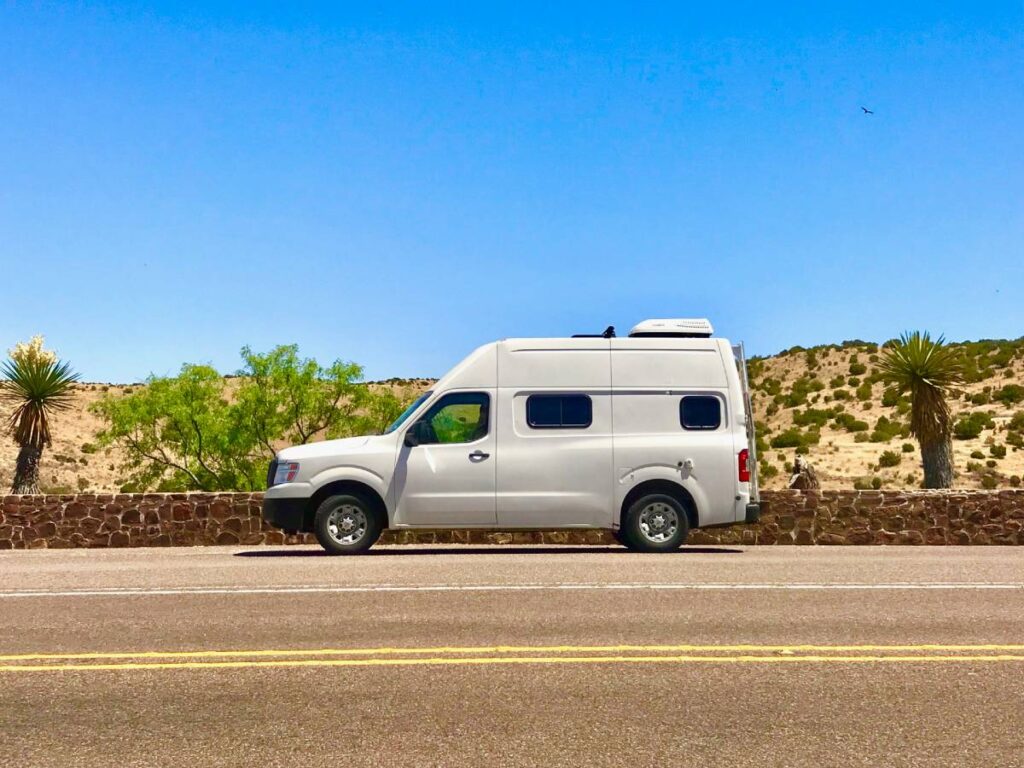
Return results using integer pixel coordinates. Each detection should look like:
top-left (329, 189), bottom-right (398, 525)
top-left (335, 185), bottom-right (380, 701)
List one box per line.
top-left (0, 582), bottom-right (1022, 598)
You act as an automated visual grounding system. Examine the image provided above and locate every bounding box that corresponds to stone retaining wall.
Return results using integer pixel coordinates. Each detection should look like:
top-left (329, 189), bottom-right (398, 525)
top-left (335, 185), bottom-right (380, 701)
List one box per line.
top-left (1, 490), bottom-right (1022, 549)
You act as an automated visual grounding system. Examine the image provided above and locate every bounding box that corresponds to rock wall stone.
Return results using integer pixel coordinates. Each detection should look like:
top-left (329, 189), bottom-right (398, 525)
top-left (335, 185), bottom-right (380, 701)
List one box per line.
top-left (1, 490), bottom-right (1022, 549)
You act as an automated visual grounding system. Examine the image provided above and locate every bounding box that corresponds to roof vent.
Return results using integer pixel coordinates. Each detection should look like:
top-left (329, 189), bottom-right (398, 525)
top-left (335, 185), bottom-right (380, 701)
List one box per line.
top-left (628, 318), bottom-right (714, 338)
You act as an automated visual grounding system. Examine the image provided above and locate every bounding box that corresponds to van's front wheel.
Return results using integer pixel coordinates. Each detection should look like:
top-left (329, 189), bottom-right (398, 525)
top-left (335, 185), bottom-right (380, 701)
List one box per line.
top-left (622, 494), bottom-right (689, 552)
top-left (313, 494), bottom-right (382, 555)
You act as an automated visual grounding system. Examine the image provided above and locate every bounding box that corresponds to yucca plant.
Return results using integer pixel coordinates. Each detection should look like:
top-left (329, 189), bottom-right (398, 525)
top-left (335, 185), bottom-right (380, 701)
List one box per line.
top-left (877, 332), bottom-right (962, 488)
top-left (1, 337), bottom-right (80, 494)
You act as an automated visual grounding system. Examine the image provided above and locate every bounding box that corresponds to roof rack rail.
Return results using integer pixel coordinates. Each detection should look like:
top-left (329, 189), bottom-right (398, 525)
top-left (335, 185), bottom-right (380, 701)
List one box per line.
top-left (572, 326), bottom-right (616, 339)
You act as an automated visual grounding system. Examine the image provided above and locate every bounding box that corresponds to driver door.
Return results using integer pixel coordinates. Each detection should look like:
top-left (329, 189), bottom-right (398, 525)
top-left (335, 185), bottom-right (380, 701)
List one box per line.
top-left (393, 390), bottom-right (497, 526)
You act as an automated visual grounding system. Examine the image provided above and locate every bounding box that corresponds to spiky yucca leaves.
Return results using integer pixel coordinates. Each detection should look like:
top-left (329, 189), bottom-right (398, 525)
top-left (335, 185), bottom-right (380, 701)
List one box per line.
top-left (878, 332), bottom-right (962, 488)
top-left (1, 352), bottom-right (80, 494)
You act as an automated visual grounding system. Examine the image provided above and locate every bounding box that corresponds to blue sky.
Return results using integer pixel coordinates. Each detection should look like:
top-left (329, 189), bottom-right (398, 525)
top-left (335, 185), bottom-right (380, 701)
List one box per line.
top-left (2, 3), bottom-right (1022, 382)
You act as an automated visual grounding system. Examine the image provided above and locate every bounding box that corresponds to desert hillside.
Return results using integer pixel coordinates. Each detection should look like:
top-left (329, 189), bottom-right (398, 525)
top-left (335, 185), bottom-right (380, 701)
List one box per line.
top-left (748, 339), bottom-right (1024, 490)
top-left (2, 338), bottom-right (1022, 493)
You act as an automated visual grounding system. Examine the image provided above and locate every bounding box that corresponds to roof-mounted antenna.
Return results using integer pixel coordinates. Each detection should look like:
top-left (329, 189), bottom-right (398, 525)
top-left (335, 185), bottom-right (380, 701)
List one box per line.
top-left (572, 325), bottom-right (616, 339)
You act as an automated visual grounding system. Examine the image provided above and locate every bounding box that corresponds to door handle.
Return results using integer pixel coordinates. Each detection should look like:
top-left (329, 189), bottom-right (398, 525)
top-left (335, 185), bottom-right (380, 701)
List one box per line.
top-left (468, 450), bottom-right (490, 461)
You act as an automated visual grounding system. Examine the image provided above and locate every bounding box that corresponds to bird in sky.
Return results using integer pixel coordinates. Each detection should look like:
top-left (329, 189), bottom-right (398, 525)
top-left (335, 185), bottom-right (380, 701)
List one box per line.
top-left (861, 106), bottom-right (874, 115)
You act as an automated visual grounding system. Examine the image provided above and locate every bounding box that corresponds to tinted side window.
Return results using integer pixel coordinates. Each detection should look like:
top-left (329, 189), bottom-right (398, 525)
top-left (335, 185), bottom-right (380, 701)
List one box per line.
top-left (526, 394), bottom-right (593, 429)
top-left (417, 392), bottom-right (490, 444)
top-left (680, 396), bottom-right (721, 430)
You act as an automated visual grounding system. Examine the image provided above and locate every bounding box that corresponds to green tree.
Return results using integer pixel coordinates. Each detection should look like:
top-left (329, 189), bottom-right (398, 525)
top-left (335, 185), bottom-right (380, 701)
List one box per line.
top-left (1, 337), bottom-right (80, 494)
top-left (878, 332), bottom-right (963, 488)
top-left (93, 345), bottom-right (412, 492)
top-left (235, 345), bottom-right (365, 455)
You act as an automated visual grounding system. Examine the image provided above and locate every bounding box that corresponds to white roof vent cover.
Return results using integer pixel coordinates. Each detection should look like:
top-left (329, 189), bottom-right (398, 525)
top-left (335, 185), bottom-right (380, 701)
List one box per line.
top-left (629, 318), bottom-right (714, 338)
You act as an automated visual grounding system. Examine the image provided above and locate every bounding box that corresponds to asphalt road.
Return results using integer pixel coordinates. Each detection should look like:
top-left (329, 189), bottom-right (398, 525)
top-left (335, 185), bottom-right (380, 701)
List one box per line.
top-left (1, 545), bottom-right (1023, 767)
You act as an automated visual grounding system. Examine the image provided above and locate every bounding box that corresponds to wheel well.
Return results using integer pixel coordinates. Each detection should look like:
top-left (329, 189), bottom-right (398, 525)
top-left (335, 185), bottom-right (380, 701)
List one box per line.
top-left (620, 480), bottom-right (699, 530)
top-left (305, 481), bottom-right (389, 531)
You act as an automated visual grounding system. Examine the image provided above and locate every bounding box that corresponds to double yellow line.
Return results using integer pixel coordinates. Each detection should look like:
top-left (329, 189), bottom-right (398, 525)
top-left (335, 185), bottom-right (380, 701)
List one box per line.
top-left (3, 644), bottom-right (1024, 673)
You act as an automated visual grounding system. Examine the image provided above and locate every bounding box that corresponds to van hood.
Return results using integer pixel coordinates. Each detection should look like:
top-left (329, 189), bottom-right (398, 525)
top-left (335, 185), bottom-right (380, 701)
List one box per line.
top-left (277, 435), bottom-right (385, 461)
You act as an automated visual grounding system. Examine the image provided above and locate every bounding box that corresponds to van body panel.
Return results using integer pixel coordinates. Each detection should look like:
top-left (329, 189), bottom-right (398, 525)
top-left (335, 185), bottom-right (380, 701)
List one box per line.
top-left (609, 338), bottom-right (728, 389)
top-left (610, 390), bottom-right (736, 527)
top-left (497, 338), bottom-right (611, 389)
top-left (495, 388), bottom-right (614, 528)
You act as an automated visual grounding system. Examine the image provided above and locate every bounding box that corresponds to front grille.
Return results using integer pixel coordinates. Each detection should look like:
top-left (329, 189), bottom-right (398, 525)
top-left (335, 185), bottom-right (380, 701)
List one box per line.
top-left (266, 459), bottom-right (278, 488)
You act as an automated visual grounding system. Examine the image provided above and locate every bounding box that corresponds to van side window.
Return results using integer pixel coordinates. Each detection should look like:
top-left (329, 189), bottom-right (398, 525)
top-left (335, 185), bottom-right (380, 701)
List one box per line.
top-left (680, 396), bottom-right (721, 430)
top-left (416, 392), bottom-right (490, 444)
top-left (526, 394), bottom-right (592, 429)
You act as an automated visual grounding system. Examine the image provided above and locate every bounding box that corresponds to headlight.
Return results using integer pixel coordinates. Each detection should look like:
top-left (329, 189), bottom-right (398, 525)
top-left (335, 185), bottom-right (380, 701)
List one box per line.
top-left (272, 461), bottom-right (300, 485)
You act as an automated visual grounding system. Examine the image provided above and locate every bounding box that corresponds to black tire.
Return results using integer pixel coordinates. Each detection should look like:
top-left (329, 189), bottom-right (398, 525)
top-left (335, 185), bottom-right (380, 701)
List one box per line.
top-left (611, 529), bottom-right (629, 547)
top-left (621, 493), bottom-right (690, 553)
top-left (313, 494), bottom-right (383, 555)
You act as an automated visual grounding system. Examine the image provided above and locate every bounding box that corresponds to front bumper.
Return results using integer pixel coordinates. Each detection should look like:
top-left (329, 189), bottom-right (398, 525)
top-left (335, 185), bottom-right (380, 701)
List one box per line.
top-left (745, 502), bottom-right (761, 524)
top-left (262, 496), bottom-right (308, 533)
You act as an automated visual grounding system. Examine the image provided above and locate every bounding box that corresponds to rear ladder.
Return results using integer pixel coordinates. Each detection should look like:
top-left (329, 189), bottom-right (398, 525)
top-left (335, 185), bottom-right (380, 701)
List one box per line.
top-left (732, 342), bottom-right (760, 503)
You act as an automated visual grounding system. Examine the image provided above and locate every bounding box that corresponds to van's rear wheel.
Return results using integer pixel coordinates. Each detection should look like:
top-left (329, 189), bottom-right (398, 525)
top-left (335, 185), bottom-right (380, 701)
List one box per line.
top-left (313, 494), bottom-right (382, 555)
top-left (622, 494), bottom-right (689, 552)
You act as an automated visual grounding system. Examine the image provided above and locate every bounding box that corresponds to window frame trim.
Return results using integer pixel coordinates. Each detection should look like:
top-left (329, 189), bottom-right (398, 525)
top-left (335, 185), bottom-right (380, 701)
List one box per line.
top-left (679, 394), bottom-right (724, 431)
top-left (525, 393), bottom-right (594, 430)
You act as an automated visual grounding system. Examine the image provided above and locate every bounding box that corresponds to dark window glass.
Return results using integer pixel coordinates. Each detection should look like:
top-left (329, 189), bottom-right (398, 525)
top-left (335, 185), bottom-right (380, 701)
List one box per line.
top-left (526, 394), bottom-right (593, 429)
top-left (680, 396), bottom-right (721, 430)
top-left (415, 392), bottom-right (490, 444)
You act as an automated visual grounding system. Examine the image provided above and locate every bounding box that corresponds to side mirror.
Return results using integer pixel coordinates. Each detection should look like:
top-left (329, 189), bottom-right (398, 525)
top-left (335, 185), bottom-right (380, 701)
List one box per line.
top-left (404, 421), bottom-right (426, 448)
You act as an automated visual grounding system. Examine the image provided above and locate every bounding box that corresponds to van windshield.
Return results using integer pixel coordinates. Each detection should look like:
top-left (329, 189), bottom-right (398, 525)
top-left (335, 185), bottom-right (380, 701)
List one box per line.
top-left (383, 391), bottom-right (433, 434)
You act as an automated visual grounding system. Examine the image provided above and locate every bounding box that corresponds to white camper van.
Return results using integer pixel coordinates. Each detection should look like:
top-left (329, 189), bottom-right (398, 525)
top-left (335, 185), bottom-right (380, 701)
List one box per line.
top-left (262, 319), bottom-right (760, 554)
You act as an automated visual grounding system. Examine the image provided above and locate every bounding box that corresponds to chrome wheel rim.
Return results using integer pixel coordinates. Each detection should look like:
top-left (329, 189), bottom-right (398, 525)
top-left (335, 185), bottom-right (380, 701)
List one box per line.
top-left (326, 504), bottom-right (368, 545)
top-left (638, 501), bottom-right (679, 543)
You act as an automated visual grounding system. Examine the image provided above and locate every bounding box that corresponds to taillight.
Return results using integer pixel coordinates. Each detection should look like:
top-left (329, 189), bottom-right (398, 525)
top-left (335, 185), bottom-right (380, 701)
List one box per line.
top-left (738, 449), bottom-right (750, 482)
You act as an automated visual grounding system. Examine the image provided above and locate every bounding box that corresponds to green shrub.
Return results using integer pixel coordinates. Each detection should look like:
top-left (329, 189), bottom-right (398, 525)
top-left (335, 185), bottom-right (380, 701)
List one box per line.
top-left (990, 444), bottom-right (1007, 459)
top-left (986, 459), bottom-right (997, 468)
top-left (769, 428), bottom-right (804, 449)
top-left (981, 474), bottom-right (998, 489)
top-left (881, 387), bottom-right (901, 407)
top-left (854, 432), bottom-right (869, 443)
top-left (970, 450), bottom-right (986, 460)
top-left (869, 415), bottom-right (903, 443)
top-left (793, 407), bottom-right (836, 427)
top-left (849, 362), bottom-right (867, 376)
top-left (847, 376), bottom-right (861, 387)
top-left (901, 443), bottom-right (915, 453)
top-left (953, 412), bottom-right (994, 440)
top-left (1007, 431), bottom-right (1024, 449)
top-left (872, 476), bottom-right (883, 489)
top-left (970, 391), bottom-right (991, 405)
top-left (966, 461), bottom-right (984, 473)
top-left (856, 382), bottom-right (873, 401)
top-left (80, 442), bottom-right (98, 454)
top-left (759, 462), bottom-right (779, 479)
top-left (832, 388), bottom-right (850, 401)
top-left (878, 450), bottom-right (902, 468)
top-left (896, 400), bottom-right (911, 415)
top-left (1010, 412), bottom-right (1024, 431)
top-left (829, 375), bottom-right (846, 388)
top-left (994, 384), bottom-right (1024, 405)
top-left (805, 350), bottom-right (818, 369)
top-left (1011, 476), bottom-right (1021, 488)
